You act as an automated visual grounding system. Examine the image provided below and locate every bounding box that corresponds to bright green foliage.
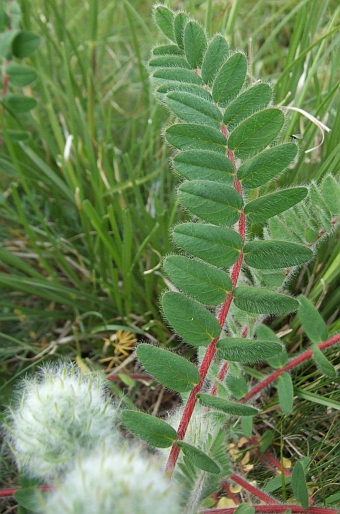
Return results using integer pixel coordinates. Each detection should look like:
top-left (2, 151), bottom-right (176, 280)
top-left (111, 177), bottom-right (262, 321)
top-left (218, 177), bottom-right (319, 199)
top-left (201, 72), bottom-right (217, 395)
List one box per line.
top-left (243, 240), bottom-right (313, 269)
top-left (233, 286), bottom-right (299, 314)
top-left (298, 296), bottom-right (328, 343)
top-left (291, 461), bottom-right (309, 509)
top-left (217, 338), bottom-right (283, 362)
top-left (121, 411), bottom-right (177, 448)
top-left (244, 187), bottom-right (308, 224)
top-left (312, 344), bottom-right (336, 378)
top-left (277, 372), bottom-right (294, 415)
top-left (136, 344), bottom-right (200, 392)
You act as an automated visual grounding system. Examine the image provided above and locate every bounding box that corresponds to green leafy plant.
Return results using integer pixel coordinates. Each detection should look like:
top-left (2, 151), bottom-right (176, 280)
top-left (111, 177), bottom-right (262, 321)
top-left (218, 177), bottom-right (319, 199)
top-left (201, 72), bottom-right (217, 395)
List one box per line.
top-left (119, 4), bottom-right (340, 512)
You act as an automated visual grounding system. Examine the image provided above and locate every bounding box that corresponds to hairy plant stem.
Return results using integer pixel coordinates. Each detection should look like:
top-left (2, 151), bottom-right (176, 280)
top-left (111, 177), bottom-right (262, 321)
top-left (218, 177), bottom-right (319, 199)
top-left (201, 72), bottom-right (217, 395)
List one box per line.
top-left (202, 507), bottom-right (340, 514)
top-left (229, 474), bottom-right (280, 504)
top-left (165, 125), bottom-right (246, 475)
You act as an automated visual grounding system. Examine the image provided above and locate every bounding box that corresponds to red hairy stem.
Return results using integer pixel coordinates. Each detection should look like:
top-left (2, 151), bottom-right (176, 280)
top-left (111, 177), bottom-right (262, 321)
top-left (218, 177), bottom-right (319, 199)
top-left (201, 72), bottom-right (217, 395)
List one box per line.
top-left (240, 334), bottom-right (340, 404)
top-left (0, 486), bottom-right (54, 498)
top-left (201, 506), bottom-right (340, 514)
top-left (165, 128), bottom-right (246, 474)
top-left (228, 473), bottom-right (280, 504)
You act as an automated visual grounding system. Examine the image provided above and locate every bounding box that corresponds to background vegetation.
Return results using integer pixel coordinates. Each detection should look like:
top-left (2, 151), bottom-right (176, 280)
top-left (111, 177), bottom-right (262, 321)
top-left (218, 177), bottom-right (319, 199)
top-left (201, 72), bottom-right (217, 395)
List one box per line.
top-left (0, 0), bottom-right (339, 507)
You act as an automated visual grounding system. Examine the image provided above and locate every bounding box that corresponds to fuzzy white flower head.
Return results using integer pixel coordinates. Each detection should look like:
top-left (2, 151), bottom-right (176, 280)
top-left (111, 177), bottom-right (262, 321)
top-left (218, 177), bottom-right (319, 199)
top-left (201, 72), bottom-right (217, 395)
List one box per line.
top-left (5, 361), bottom-right (118, 481)
top-left (43, 443), bottom-right (183, 514)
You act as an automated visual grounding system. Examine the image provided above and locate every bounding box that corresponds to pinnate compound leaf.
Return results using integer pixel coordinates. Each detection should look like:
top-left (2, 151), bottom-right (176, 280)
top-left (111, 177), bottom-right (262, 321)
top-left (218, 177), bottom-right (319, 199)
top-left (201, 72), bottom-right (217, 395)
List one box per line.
top-left (178, 180), bottom-right (242, 225)
top-left (212, 52), bottom-right (247, 106)
top-left (177, 441), bottom-right (220, 474)
top-left (322, 175), bottom-right (340, 214)
top-left (291, 461), bottom-right (309, 509)
top-left (172, 150), bottom-right (234, 184)
top-left (238, 143), bottom-right (298, 188)
top-left (217, 338), bottom-right (283, 362)
top-left (154, 5), bottom-right (175, 41)
top-left (121, 411), bottom-right (177, 448)
top-left (201, 34), bottom-right (229, 86)
top-left (223, 83), bottom-right (272, 127)
top-left (312, 344), bottom-right (336, 378)
top-left (174, 11), bottom-right (189, 49)
top-left (243, 240), bottom-right (313, 269)
top-left (184, 20), bottom-right (207, 68)
top-left (233, 286), bottom-right (299, 314)
top-left (228, 108), bottom-right (284, 159)
top-left (166, 123), bottom-right (227, 153)
top-left (166, 91), bottom-right (222, 127)
top-left (297, 295), bottom-right (328, 343)
top-left (256, 324), bottom-right (288, 368)
top-left (163, 255), bottom-right (231, 305)
top-left (277, 372), bottom-right (294, 415)
top-left (162, 291), bottom-right (221, 346)
top-left (136, 344), bottom-right (200, 392)
top-left (173, 223), bottom-right (242, 267)
top-left (197, 393), bottom-right (259, 416)
top-left (153, 67), bottom-right (203, 86)
top-left (245, 187), bottom-right (308, 224)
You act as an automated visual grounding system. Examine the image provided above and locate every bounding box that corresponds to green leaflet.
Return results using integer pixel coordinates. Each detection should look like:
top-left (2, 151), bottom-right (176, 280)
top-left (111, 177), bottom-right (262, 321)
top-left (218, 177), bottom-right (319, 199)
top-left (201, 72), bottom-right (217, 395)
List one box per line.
top-left (2, 94), bottom-right (37, 113)
top-left (165, 91), bottom-right (222, 127)
top-left (121, 410), bottom-right (177, 448)
top-left (291, 461), bottom-right (309, 509)
top-left (197, 393), bottom-right (259, 416)
top-left (166, 123), bottom-right (227, 153)
top-left (277, 372), bottom-right (294, 415)
top-left (176, 441), bottom-right (221, 474)
top-left (217, 338), bottom-right (283, 362)
top-left (297, 295), bottom-right (328, 343)
top-left (152, 67), bottom-right (203, 86)
top-left (223, 83), bottom-right (272, 127)
top-left (163, 255), bottom-right (231, 305)
top-left (152, 44), bottom-right (184, 56)
top-left (322, 175), bottom-right (340, 214)
top-left (149, 55), bottom-right (190, 70)
top-left (228, 108), bottom-right (284, 159)
top-left (177, 180), bottom-right (242, 225)
top-left (157, 83), bottom-right (213, 102)
top-left (201, 34), bottom-right (229, 86)
top-left (136, 344), bottom-right (200, 392)
top-left (162, 291), bottom-right (221, 346)
top-left (5, 63), bottom-right (37, 86)
top-left (312, 344), bottom-right (336, 378)
top-left (154, 5), bottom-right (175, 41)
top-left (173, 223), bottom-right (242, 267)
top-left (256, 324), bottom-right (288, 368)
top-left (244, 187), bottom-right (308, 224)
top-left (238, 143), bottom-right (298, 187)
top-left (174, 11), bottom-right (189, 49)
top-left (184, 20), bottom-right (207, 68)
top-left (243, 240), bottom-right (313, 269)
top-left (212, 52), bottom-right (247, 107)
top-left (233, 286), bottom-right (299, 314)
top-left (172, 150), bottom-right (234, 184)
top-left (225, 374), bottom-right (248, 399)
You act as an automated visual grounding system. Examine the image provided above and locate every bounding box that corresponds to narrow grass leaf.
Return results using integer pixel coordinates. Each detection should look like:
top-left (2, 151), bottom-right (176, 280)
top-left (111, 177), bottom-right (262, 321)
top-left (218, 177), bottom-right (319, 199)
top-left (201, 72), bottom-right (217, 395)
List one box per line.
top-left (136, 344), bottom-right (200, 392)
top-left (297, 295), bottom-right (328, 343)
top-left (178, 180), bottom-right (242, 225)
top-left (312, 344), bottom-right (336, 378)
top-left (201, 34), bottom-right (229, 86)
top-left (197, 393), bottom-right (259, 416)
top-left (223, 83), bottom-right (272, 127)
top-left (184, 20), bottom-right (207, 68)
top-left (165, 91), bottom-right (222, 127)
top-left (212, 52), bottom-right (247, 107)
top-left (243, 240), bottom-right (313, 269)
top-left (228, 108), bottom-right (284, 159)
top-left (163, 255), bottom-right (231, 305)
top-left (217, 338), bottom-right (283, 362)
top-left (233, 286), bottom-right (299, 314)
top-left (291, 461), bottom-right (309, 509)
top-left (162, 291), bottom-right (221, 346)
top-left (154, 5), bottom-right (175, 41)
top-left (238, 143), bottom-right (298, 188)
top-left (172, 150), bottom-right (234, 184)
top-left (277, 372), bottom-right (294, 415)
top-left (121, 411), bottom-right (177, 448)
top-left (173, 223), bottom-right (242, 267)
top-left (166, 123), bottom-right (227, 153)
top-left (177, 441), bottom-right (220, 474)
top-left (245, 187), bottom-right (308, 224)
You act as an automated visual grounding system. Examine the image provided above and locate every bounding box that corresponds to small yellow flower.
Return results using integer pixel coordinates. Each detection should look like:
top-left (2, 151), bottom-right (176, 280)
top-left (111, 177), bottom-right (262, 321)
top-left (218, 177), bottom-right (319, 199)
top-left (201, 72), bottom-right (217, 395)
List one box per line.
top-left (100, 330), bottom-right (137, 370)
